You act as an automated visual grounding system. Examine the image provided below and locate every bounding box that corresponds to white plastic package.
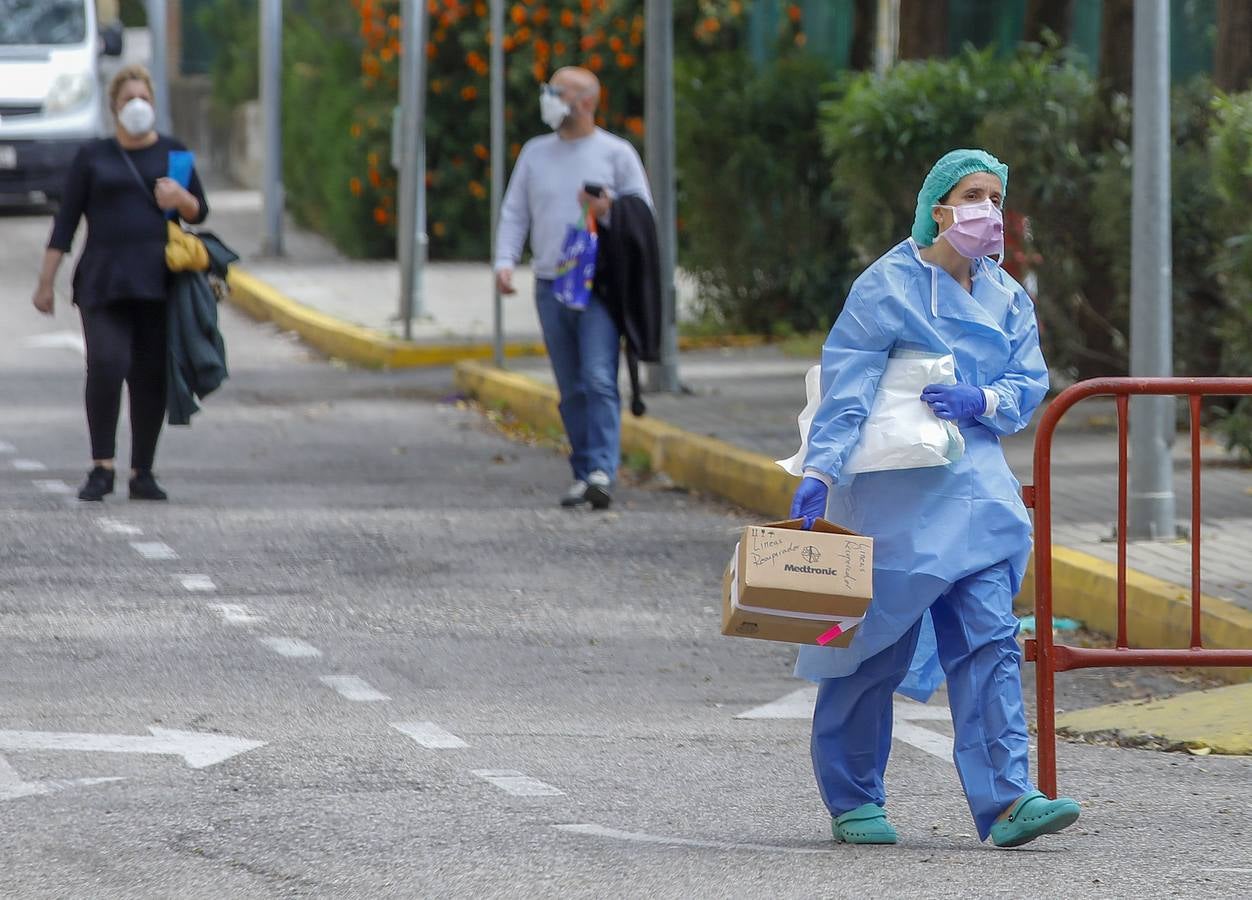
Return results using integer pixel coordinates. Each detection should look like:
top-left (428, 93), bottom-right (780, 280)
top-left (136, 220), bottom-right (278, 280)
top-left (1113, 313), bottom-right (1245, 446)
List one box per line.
top-left (776, 351), bottom-right (965, 478)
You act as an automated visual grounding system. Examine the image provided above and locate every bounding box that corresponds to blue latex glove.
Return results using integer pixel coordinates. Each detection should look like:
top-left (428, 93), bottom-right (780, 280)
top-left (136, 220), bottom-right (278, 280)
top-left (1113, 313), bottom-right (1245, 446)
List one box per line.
top-left (921, 383), bottom-right (987, 421)
top-left (790, 476), bottom-right (829, 530)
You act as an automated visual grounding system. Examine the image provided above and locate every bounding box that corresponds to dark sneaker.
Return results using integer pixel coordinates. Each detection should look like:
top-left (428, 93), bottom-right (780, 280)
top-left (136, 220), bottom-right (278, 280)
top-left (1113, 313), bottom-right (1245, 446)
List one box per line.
top-left (129, 470), bottom-right (168, 501)
top-left (560, 480), bottom-right (589, 508)
top-left (78, 466), bottom-right (115, 502)
top-left (585, 470), bottom-right (612, 510)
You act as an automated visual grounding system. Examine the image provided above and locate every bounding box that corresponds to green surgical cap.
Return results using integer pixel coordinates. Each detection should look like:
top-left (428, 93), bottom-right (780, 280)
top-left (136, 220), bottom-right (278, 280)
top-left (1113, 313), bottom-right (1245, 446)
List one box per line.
top-left (911, 149), bottom-right (1009, 247)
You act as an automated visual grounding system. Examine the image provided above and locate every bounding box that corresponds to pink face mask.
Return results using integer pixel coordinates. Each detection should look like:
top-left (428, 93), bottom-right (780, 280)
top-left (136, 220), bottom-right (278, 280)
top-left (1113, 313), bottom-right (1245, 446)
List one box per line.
top-left (935, 198), bottom-right (1004, 259)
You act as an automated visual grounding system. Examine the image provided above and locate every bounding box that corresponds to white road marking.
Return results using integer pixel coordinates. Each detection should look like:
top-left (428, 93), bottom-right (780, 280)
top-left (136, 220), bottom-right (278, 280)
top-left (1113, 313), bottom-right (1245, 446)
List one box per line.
top-left (735, 687), bottom-right (955, 761)
top-left (258, 637), bottom-right (322, 659)
top-left (22, 331), bottom-right (86, 356)
top-left (31, 479), bottom-right (72, 495)
top-left (473, 770), bottom-right (564, 797)
top-left (12, 459), bottom-right (47, 472)
top-left (319, 676), bottom-right (390, 703)
top-left (0, 440), bottom-right (15, 454)
top-left (209, 603), bottom-right (263, 625)
top-left (130, 541), bottom-right (178, 561)
top-left (97, 518), bottom-right (142, 536)
top-left (555, 823), bottom-right (834, 855)
top-left (0, 754), bottom-right (123, 802)
top-left (391, 721), bottom-right (469, 750)
top-left (0, 727), bottom-right (264, 769)
top-left (735, 687), bottom-right (950, 722)
top-left (177, 574), bottom-right (216, 592)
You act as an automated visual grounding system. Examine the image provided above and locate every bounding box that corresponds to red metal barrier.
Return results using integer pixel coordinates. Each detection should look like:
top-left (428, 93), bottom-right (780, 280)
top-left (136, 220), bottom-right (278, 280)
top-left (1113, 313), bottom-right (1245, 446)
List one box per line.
top-left (1023, 377), bottom-right (1252, 797)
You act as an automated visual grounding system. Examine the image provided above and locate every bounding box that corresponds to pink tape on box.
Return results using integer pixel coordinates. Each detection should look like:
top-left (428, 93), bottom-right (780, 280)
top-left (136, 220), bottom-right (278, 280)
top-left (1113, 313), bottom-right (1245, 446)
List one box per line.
top-left (815, 624), bottom-right (844, 646)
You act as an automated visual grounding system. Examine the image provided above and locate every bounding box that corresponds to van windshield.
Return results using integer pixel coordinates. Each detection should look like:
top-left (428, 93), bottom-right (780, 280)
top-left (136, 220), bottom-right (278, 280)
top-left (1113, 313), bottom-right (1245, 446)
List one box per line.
top-left (0, 0), bottom-right (88, 47)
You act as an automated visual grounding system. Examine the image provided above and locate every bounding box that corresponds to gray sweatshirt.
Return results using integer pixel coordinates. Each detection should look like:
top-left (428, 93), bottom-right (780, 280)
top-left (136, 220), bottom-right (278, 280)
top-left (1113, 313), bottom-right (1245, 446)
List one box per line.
top-left (493, 128), bottom-right (652, 280)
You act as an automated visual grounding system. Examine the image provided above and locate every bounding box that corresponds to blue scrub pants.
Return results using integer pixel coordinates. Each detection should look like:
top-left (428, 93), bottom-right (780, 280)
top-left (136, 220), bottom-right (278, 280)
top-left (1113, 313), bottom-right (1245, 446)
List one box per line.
top-left (535, 279), bottom-right (622, 482)
top-left (810, 561), bottom-right (1033, 841)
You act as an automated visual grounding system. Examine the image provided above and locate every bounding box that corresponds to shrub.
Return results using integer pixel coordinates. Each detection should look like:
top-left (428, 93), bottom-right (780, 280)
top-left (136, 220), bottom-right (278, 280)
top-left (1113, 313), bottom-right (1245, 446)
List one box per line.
top-left (676, 53), bottom-right (856, 335)
top-left (1209, 89), bottom-right (1252, 458)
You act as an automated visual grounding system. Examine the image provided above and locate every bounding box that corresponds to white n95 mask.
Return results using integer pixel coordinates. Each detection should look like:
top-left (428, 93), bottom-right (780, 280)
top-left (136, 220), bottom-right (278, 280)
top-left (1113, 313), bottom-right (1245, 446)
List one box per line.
top-left (117, 98), bottom-right (156, 136)
top-left (539, 87), bottom-right (570, 131)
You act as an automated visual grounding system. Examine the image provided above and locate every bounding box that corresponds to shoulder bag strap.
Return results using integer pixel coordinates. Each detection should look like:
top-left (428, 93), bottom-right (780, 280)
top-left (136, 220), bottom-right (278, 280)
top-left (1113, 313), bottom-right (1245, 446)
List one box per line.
top-left (113, 139), bottom-right (167, 216)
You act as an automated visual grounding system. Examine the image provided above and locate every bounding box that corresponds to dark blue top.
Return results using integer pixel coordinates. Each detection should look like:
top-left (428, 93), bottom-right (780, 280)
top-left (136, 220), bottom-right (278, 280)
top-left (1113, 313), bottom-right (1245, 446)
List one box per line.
top-left (48, 135), bottom-right (209, 309)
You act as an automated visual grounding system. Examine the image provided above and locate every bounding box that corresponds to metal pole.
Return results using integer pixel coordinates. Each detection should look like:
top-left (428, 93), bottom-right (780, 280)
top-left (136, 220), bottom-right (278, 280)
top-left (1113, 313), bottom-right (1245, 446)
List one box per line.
top-left (260, 0), bottom-right (284, 256)
top-left (644, 0), bottom-right (679, 393)
top-left (874, 0), bottom-right (900, 76)
top-left (489, 0), bottom-right (505, 368)
top-left (144, 0), bottom-right (171, 131)
top-left (1128, 0), bottom-right (1176, 540)
top-left (398, 0), bottom-right (430, 337)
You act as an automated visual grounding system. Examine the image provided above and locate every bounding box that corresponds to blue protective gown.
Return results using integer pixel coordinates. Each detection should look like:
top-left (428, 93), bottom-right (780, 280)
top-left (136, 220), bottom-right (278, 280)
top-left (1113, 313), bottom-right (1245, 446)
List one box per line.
top-left (798, 238), bottom-right (1048, 841)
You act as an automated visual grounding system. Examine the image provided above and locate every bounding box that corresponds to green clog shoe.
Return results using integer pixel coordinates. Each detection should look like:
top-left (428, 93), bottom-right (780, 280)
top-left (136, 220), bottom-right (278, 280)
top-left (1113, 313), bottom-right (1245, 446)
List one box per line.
top-left (832, 803), bottom-right (899, 845)
top-left (990, 790), bottom-right (1081, 848)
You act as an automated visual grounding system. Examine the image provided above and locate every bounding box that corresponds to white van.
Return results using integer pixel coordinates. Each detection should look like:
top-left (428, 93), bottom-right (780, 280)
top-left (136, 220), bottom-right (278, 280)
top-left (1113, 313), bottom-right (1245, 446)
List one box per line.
top-left (0, 0), bottom-right (123, 200)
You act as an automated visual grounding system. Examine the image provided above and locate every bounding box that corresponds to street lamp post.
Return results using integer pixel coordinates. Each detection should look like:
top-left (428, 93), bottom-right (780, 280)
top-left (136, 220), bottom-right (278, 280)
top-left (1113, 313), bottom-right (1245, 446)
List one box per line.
top-left (1128, 0), bottom-right (1176, 540)
top-left (397, 0), bottom-right (430, 337)
top-left (644, 0), bottom-right (680, 393)
top-left (259, 0), bottom-right (284, 257)
top-left (489, 0), bottom-right (505, 368)
top-left (144, 0), bottom-right (171, 132)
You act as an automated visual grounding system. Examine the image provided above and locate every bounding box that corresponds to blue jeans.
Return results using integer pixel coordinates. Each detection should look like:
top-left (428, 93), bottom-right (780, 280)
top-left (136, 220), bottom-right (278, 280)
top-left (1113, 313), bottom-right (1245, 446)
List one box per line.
top-left (535, 279), bottom-right (621, 481)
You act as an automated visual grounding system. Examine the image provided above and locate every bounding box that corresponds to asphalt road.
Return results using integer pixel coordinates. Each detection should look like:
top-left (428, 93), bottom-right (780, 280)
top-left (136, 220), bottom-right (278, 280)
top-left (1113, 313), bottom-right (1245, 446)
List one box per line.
top-left (2, 204), bottom-right (1250, 899)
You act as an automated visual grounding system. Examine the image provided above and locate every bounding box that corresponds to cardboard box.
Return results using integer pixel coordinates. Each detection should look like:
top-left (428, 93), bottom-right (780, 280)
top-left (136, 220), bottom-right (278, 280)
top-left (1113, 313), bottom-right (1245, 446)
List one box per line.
top-left (721, 519), bottom-right (873, 648)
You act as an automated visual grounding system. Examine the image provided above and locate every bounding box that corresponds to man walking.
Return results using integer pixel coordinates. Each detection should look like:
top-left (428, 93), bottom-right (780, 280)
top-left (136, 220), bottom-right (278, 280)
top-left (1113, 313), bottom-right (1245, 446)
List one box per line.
top-left (494, 66), bottom-right (652, 510)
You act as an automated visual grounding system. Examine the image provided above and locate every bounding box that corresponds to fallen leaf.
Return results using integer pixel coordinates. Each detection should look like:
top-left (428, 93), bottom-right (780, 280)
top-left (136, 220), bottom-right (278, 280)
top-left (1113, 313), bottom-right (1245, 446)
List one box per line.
top-left (1187, 746), bottom-right (1213, 756)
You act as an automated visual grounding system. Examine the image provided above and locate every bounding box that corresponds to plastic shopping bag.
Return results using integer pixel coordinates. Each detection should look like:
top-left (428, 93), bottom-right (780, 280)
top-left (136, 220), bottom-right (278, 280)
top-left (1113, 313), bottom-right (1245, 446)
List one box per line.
top-left (776, 351), bottom-right (965, 478)
top-left (553, 205), bottom-right (598, 310)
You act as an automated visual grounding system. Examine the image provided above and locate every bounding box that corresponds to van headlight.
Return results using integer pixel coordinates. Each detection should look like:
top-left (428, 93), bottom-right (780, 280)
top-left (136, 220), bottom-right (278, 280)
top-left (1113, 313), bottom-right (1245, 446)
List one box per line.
top-left (45, 73), bottom-right (94, 114)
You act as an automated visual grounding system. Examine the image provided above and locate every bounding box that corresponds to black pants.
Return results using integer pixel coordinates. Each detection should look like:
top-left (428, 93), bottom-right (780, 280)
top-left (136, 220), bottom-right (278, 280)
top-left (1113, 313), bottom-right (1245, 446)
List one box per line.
top-left (80, 300), bottom-right (167, 471)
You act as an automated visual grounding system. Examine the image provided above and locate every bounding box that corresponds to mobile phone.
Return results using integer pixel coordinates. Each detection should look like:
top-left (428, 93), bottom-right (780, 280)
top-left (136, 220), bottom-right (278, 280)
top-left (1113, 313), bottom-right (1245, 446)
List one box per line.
top-left (583, 183), bottom-right (604, 197)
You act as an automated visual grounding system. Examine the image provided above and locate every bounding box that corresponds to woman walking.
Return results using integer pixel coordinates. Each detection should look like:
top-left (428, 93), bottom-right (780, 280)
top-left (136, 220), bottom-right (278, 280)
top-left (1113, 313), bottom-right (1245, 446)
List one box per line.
top-left (31, 64), bottom-right (209, 501)
top-left (790, 149), bottom-right (1081, 848)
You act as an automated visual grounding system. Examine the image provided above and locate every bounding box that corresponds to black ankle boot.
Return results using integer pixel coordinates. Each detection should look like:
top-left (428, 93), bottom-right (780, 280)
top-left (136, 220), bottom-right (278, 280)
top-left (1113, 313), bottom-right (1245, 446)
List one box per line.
top-left (78, 466), bottom-right (115, 501)
top-left (129, 470), bottom-right (168, 501)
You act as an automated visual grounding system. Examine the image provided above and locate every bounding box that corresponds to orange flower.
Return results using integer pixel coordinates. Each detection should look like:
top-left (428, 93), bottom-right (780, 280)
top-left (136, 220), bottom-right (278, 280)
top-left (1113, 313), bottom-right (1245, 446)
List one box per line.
top-left (426, 41), bottom-right (437, 58)
top-left (587, 53), bottom-right (603, 72)
top-left (474, 1), bottom-right (486, 15)
top-left (609, 36), bottom-right (623, 52)
top-left (511, 4), bottom-right (526, 24)
top-left (388, 14), bottom-right (400, 29)
top-left (579, 34), bottom-right (598, 50)
top-left (614, 16), bottom-right (627, 30)
top-left (368, 168), bottom-right (382, 188)
top-left (373, 207), bottom-right (389, 225)
top-left (362, 53), bottom-right (381, 77)
top-left (580, 0), bottom-right (591, 13)
top-left (461, 85), bottom-right (478, 100)
top-left (616, 52), bottom-right (635, 68)
top-left (533, 7), bottom-right (550, 25)
top-left (503, 36), bottom-right (516, 51)
top-left (560, 9), bottom-right (575, 27)
top-left (510, 142), bottom-right (521, 159)
top-left (534, 38), bottom-right (550, 59)
top-left (630, 31), bottom-right (641, 47)
top-left (431, 78), bottom-right (444, 93)
top-left (349, 177), bottom-right (363, 196)
top-left (427, 0), bottom-right (438, 12)
top-left (515, 26), bottom-right (531, 42)
top-left (380, 46), bottom-right (394, 62)
top-left (625, 116), bottom-right (644, 137)
top-left (469, 180), bottom-right (487, 199)
top-left (787, 4), bottom-right (802, 23)
top-left (703, 17), bottom-right (721, 33)
top-left (367, 151), bottom-right (380, 167)
top-left (532, 60), bottom-right (546, 81)
top-left (433, 221), bottom-right (447, 237)
top-left (350, 122), bottom-right (363, 138)
top-left (473, 143), bottom-right (489, 160)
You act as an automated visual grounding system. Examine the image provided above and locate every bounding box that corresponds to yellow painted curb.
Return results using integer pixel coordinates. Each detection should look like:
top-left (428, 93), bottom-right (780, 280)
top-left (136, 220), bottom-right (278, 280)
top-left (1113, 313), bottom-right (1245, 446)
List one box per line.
top-left (454, 360), bottom-right (1252, 683)
top-left (226, 268), bottom-right (546, 368)
top-left (1056, 682), bottom-right (1252, 754)
top-left (454, 359), bottom-right (798, 517)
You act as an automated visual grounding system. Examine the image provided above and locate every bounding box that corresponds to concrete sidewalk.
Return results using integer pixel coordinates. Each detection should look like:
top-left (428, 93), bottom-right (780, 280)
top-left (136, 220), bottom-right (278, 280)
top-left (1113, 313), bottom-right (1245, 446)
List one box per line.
top-left (209, 185), bottom-right (1252, 693)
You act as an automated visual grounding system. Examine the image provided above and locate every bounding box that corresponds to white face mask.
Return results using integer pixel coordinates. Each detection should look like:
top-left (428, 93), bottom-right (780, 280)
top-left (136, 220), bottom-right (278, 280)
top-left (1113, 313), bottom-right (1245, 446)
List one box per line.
top-left (540, 88), bottom-right (571, 131)
top-left (117, 97), bottom-right (156, 137)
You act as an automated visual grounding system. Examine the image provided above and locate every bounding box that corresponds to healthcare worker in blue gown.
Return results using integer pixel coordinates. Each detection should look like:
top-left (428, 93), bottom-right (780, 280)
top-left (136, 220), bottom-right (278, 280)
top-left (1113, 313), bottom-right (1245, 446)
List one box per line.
top-left (790, 149), bottom-right (1081, 848)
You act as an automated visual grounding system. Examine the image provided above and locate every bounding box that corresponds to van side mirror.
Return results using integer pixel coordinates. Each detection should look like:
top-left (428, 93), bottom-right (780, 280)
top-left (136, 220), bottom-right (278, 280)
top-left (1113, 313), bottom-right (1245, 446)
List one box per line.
top-left (100, 23), bottom-right (124, 58)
